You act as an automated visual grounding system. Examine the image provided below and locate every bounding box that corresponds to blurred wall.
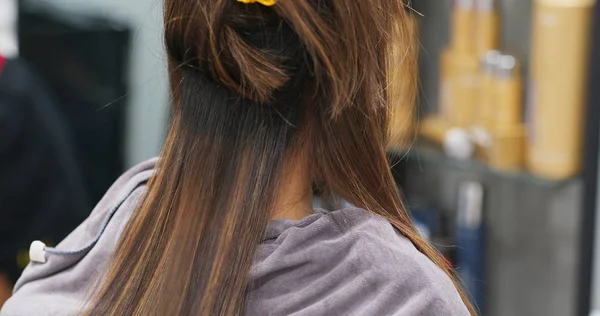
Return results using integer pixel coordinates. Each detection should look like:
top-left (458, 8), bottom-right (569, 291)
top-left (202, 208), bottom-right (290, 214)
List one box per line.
top-left (30, 0), bottom-right (169, 168)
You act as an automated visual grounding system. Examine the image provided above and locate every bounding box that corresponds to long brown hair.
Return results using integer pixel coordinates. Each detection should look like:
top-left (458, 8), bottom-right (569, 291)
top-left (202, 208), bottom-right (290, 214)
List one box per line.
top-left (85, 1), bottom-right (476, 315)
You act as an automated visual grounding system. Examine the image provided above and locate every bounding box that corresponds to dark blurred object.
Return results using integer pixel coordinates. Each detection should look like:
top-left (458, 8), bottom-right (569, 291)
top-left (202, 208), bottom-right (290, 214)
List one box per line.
top-left (0, 57), bottom-right (89, 283)
top-left (455, 181), bottom-right (486, 314)
top-left (18, 4), bottom-right (130, 204)
top-left (577, 1), bottom-right (600, 315)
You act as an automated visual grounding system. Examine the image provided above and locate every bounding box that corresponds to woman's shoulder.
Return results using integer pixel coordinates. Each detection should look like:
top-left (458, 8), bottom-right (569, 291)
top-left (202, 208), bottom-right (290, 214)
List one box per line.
top-left (249, 208), bottom-right (470, 316)
top-left (1, 158), bottom-right (157, 316)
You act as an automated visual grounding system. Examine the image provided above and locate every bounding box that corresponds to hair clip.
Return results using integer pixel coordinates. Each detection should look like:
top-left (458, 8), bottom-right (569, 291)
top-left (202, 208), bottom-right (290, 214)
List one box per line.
top-left (237, 0), bottom-right (278, 6)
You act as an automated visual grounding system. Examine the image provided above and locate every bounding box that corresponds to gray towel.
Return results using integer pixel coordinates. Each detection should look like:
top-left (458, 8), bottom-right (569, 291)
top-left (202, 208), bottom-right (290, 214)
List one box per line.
top-left (1, 158), bottom-right (469, 316)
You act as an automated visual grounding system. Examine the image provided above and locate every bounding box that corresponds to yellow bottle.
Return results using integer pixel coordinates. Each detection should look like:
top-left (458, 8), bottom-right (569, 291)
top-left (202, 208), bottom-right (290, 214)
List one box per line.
top-left (495, 55), bottom-right (523, 126)
top-left (452, 53), bottom-right (481, 128)
top-left (472, 0), bottom-right (501, 156)
top-left (439, 0), bottom-right (479, 127)
top-left (475, 0), bottom-right (501, 58)
top-left (439, 49), bottom-right (455, 123)
top-left (479, 51), bottom-right (502, 129)
top-left (527, 0), bottom-right (597, 179)
top-left (490, 124), bottom-right (526, 171)
top-left (452, 0), bottom-right (480, 127)
top-left (472, 50), bottom-right (501, 161)
top-left (451, 0), bottom-right (477, 54)
top-left (489, 54), bottom-right (526, 171)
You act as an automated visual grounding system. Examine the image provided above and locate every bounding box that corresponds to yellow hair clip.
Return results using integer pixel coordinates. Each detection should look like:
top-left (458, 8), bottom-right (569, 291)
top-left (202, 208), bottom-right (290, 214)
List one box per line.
top-left (237, 0), bottom-right (278, 6)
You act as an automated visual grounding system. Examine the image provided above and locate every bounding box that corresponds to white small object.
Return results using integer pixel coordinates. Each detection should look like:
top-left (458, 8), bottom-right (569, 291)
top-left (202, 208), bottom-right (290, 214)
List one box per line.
top-left (458, 182), bottom-right (485, 228)
top-left (444, 128), bottom-right (475, 160)
top-left (0, 0), bottom-right (19, 57)
top-left (29, 241), bottom-right (47, 263)
top-left (470, 126), bottom-right (493, 149)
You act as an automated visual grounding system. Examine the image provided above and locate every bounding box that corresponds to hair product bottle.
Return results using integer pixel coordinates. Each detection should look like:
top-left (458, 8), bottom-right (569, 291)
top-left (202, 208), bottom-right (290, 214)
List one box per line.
top-left (446, 0), bottom-right (480, 127)
top-left (452, 0), bottom-right (477, 54)
top-left (472, 0), bottom-right (501, 159)
top-left (489, 54), bottom-right (526, 171)
top-left (527, 0), bottom-right (597, 179)
top-left (452, 56), bottom-right (480, 128)
top-left (472, 50), bottom-right (501, 160)
top-left (495, 55), bottom-right (523, 127)
top-left (439, 48), bottom-right (455, 123)
top-left (475, 0), bottom-right (500, 58)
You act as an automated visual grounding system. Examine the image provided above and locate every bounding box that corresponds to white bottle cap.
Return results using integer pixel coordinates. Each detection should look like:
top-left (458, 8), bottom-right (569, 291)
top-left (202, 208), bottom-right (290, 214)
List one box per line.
top-left (470, 126), bottom-right (493, 148)
top-left (444, 128), bottom-right (475, 160)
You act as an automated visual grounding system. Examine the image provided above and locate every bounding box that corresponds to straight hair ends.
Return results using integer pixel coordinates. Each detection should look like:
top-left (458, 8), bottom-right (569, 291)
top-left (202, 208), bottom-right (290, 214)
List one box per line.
top-left (84, 1), bottom-right (476, 315)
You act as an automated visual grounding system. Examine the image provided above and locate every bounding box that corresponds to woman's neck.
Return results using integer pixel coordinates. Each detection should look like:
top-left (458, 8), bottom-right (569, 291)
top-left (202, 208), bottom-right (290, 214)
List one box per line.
top-left (271, 155), bottom-right (313, 221)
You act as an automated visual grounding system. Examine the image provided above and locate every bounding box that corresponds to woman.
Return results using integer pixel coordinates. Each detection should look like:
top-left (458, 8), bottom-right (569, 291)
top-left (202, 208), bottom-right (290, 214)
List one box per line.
top-left (1, 0), bottom-right (475, 315)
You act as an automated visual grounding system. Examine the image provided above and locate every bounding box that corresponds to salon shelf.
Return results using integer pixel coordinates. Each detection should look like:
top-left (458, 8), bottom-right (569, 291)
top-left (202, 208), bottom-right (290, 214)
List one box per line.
top-left (390, 140), bottom-right (584, 316)
top-left (388, 141), bottom-right (581, 189)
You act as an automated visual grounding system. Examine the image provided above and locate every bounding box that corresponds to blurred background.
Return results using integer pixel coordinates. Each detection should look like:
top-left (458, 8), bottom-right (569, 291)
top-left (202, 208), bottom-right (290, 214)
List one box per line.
top-left (0, 0), bottom-right (598, 315)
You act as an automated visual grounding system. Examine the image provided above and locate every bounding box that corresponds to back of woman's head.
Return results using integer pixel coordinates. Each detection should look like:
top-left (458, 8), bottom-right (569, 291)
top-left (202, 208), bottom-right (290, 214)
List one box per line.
top-left (85, 1), bottom-right (475, 315)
